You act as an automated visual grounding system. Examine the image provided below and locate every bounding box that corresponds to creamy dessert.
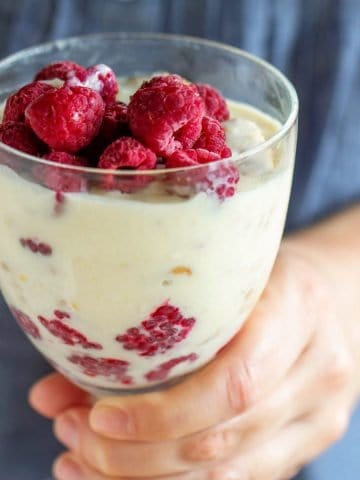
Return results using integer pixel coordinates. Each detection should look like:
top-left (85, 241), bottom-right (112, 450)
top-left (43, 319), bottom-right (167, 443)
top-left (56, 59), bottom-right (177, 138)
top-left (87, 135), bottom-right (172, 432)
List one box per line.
top-left (0, 62), bottom-right (294, 394)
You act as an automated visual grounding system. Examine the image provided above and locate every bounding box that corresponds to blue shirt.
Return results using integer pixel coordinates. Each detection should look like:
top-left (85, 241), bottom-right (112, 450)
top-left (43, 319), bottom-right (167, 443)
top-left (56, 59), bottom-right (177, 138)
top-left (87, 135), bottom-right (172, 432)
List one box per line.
top-left (0, 1), bottom-right (359, 478)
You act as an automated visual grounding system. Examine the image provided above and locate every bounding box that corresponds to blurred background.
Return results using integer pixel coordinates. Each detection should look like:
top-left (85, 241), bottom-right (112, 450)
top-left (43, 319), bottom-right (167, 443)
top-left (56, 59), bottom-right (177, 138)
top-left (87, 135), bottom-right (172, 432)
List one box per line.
top-left (0, 1), bottom-right (359, 479)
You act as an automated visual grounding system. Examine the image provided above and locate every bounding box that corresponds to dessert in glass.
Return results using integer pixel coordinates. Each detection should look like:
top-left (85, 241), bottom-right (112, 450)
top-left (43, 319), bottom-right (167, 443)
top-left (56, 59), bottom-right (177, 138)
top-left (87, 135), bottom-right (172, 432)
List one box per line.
top-left (0, 33), bottom-right (298, 397)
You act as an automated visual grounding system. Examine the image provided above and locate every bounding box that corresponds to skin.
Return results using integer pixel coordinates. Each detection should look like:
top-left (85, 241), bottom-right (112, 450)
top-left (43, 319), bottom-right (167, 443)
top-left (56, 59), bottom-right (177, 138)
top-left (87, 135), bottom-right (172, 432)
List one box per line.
top-left (30, 204), bottom-right (360, 480)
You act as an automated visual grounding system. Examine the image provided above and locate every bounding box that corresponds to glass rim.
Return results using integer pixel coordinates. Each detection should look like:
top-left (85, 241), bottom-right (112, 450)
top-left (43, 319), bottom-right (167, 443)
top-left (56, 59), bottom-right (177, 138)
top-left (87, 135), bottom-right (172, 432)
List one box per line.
top-left (0, 32), bottom-right (299, 177)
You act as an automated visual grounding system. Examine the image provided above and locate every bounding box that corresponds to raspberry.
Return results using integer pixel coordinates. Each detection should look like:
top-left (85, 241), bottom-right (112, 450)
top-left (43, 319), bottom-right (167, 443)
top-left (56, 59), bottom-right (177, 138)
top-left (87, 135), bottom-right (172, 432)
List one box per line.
top-left (99, 137), bottom-right (156, 170)
top-left (194, 116), bottom-right (232, 158)
top-left (68, 355), bottom-right (132, 385)
top-left (145, 353), bottom-right (198, 382)
top-left (34, 61), bottom-right (87, 82)
top-left (167, 148), bottom-right (219, 168)
top-left (198, 162), bottom-right (240, 200)
top-left (20, 238), bottom-right (52, 256)
top-left (34, 151), bottom-right (88, 193)
top-left (38, 168), bottom-right (87, 193)
top-left (44, 151), bottom-right (87, 166)
top-left (39, 311), bottom-right (102, 350)
top-left (140, 75), bottom-right (180, 88)
top-left (0, 121), bottom-right (45, 156)
top-left (116, 302), bottom-right (196, 357)
top-left (86, 102), bottom-right (129, 159)
top-left (99, 102), bottom-right (129, 141)
top-left (196, 84), bottom-right (230, 122)
top-left (25, 86), bottom-right (105, 152)
top-left (128, 74), bottom-right (205, 156)
top-left (3, 82), bottom-right (55, 123)
top-left (99, 137), bottom-right (157, 193)
top-left (67, 64), bottom-right (118, 104)
top-left (166, 155), bottom-right (240, 201)
top-left (11, 307), bottom-right (41, 340)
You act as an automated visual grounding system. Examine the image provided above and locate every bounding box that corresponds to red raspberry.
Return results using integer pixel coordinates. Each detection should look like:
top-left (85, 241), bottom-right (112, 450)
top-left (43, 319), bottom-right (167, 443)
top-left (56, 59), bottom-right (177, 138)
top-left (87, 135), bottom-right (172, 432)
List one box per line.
top-left (44, 151), bottom-right (87, 166)
top-left (128, 74), bottom-right (205, 156)
top-left (3, 82), bottom-right (55, 123)
top-left (0, 121), bottom-right (45, 156)
top-left (99, 137), bottom-right (157, 193)
top-left (20, 238), bottom-right (52, 256)
top-left (140, 75), bottom-right (180, 88)
top-left (99, 137), bottom-right (156, 170)
top-left (11, 307), bottom-right (41, 340)
top-left (34, 61), bottom-right (87, 82)
top-left (68, 355), bottom-right (132, 385)
top-left (25, 86), bottom-right (105, 152)
top-left (34, 151), bottom-right (88, 193)
top-left (39, 311), bottom-right (102, 350)
top-left (116, 302), bottom-right (196, 357)
top-left (98, 102), bottom-right (129, 142)
top-left (198, 162), bottom-right (240, 200)
top-left (196, 83), bottom-right (230, 122)
top-left (67, 64), bottom-right (118, 104)
top-left (43, 150), bottom-right (87, 167)
top-left (145, 353), bottom-right (198, 382)
top-left (167, 148), bottom-right (219, 168)
top-left (194, 116), bottom-right (232, 158)
top-left (85, 102), bottom-right (129, 160)
top-left (166, 154), bottom-right (240, 201)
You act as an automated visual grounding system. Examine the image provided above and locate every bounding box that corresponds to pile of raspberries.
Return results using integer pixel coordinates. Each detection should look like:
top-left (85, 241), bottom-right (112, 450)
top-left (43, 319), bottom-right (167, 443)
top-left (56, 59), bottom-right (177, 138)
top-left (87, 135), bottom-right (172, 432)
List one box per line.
top-left (0, 61), bottom-right (239, 199)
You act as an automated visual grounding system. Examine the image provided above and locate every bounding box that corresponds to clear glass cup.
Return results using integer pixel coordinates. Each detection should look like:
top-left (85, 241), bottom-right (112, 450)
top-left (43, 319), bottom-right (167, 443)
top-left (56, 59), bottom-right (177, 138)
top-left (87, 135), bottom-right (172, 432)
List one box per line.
top-left (0, 33), bottom-right (298, 397)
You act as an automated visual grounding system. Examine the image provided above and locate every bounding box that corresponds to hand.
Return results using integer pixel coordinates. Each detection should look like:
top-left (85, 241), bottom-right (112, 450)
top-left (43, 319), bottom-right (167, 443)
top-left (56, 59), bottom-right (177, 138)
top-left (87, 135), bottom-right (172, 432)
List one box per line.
top-left (30, 244), bottom-right (358, 480)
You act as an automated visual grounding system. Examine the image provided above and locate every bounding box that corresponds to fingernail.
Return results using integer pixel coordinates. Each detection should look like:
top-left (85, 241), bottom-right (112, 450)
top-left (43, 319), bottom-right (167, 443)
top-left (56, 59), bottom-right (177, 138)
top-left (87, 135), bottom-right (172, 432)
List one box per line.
top-left (91, 405), bottom-right (131, 437)
top-left (55, 415), bottom-right (79, 450)
top-left (54, 456), bottom-right (83, 480)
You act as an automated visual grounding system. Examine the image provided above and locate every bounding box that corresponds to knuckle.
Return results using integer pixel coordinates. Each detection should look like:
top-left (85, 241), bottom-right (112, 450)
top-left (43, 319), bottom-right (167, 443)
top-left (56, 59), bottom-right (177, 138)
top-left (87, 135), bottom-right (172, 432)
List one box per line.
top-left (184, 429), bottom-right (233, 462)
top-left (154, 412), bottom-right (178, 440)
top-left (138, 399), bottom-right (178, 440)
top-left (323, 410), bottom-right (350, 445)
top-left (125, 400), bottom-right (174, 441)
top-left (322, 350), bottom-right (353, 390)
top-left (206, 465), bottom-right (240, 480)
top-left (226, 361), bottom-right (260, 414)
top-left (245, 466), bottom-right (277, 480)
top-left (205, 459), bottom-right (272, 480)
top-left (82, 438), bottom-right (117, 476)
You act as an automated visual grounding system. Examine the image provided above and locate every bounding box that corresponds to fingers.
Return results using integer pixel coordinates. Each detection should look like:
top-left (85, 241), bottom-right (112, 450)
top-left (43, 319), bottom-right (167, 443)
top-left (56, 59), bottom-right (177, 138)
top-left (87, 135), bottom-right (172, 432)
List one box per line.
top-left (55, 386), bottom-right (289, 477)
top-left (52, 340), bottom-right (353, 480)
top-left (54, 408), bottom-right (189, 477)
top-left (29, 373), bottom-right (90, 418)
top-left (52, 337), bottom-right (330, 478)
top-left (53, 452), bottom-right (196, 480)
top-left (54, 376), bottom-right (300, 479)
top-left (53, 405), bottom-right (350, 480)
top-left (180, 330), bottom-right (339, 465)
top-left (54, 452), bottom-right (112, 480)
top-left (90, 254), bottom-right (317, 442)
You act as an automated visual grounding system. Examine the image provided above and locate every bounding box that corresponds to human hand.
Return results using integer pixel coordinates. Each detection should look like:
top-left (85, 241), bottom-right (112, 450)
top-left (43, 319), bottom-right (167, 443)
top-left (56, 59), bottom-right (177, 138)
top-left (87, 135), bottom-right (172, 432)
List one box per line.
top-left (30, 244), bottom-right (358, 480)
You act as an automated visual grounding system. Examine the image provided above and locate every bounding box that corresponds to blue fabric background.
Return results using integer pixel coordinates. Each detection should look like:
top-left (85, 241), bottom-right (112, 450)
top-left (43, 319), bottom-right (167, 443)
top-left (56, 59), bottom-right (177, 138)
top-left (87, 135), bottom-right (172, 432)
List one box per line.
top-left (0, 1), bottom-right (359, 478)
